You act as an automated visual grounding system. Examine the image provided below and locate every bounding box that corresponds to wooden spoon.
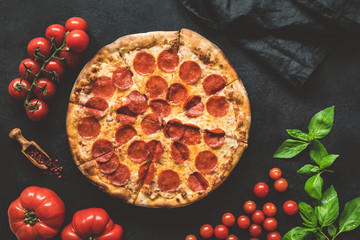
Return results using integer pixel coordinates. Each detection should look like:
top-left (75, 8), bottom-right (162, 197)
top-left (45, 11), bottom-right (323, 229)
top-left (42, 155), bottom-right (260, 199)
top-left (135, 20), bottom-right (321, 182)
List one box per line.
top-left (9, 128), bottom-right (48, 170)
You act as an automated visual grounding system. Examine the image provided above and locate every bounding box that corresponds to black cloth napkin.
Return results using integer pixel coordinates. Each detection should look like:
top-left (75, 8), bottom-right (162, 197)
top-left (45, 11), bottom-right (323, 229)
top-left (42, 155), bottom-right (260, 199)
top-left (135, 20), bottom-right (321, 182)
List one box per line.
top-left (179, 0), bottom-right (360, 87)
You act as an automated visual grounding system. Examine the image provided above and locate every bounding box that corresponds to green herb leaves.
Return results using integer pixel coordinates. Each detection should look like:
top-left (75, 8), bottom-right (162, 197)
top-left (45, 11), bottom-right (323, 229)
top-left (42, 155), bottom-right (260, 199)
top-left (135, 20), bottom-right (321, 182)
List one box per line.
top-left (299, 202), bottom-right (317, 228)
top-left (338, 197), bottom-right (360, 233)
top-left (273, 139), bottom-right (309, 158)
top-left (305, 173), bottom-right (324, 200)
top-left (283, 227), bottom-right (314, 240)
top-left (315, 186), bottom-right (339, 227)
top-left (308, 106), bottom-right (335, 139)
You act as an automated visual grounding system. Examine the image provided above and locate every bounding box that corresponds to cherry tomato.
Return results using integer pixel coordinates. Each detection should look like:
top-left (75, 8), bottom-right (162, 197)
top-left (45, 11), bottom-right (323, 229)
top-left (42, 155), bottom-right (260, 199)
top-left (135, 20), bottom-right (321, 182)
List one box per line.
top-left (65, 30), bottom-right (89, 53)
top-left (27, 37), bottom-right (51, 60)
top-left (200, 224), bottom-right (213, 239)
top-left (252, 210), bottom-right (265, 224)
top-left (263, 217), bottom-right (278, 231)
top-left (25, 99), bottom-right (49, 121)
top-left (263, 202), bottom-right (277, 217)
top-left (283, 200), bottom-right (298, 216)
top-left (249, 224), bottom-right (262, 238)
top-left (269, 168), bottom-right (282, 180)
top-left (185, 234), bottom-right (197, 240)
top-left (33, 78), bottom-right (56, 101)
top-left (59, 45), bottom-right (81, 68)
top-left (214, 225), bottom-right (229, 239)
top-left (267, 231), bottom-right (281, 240)
top-left (244, 200), bottom-right (257, 214)
top-left (226, 234), bottom-right (238, 240)
top-left (19, 58), bottom-right (41, 81)
top-left (222, 213), bottom-right (235, 227)
top-left (237, 215), bottom-right (250, 229)
top-left (43, 59), bottom-right (65, 80)
top-left (45, 24), bottom-right (66, 46)
top-left (274, 178), bottom-right (288, 192)
top-left (254, 182), bottom-right (269, 198)
top-left (8, 78), bottom-right (31, 100)
top-left (65, 17), bottom-right (88, 32)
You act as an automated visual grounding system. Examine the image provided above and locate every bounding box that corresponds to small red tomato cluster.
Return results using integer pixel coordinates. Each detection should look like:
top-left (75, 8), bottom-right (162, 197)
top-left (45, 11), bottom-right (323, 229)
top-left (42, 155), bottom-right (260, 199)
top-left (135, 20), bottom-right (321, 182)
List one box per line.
top-left (8, 17), bottom-right (89, 121)
top-left (185, 168), bottom-right (299, 240)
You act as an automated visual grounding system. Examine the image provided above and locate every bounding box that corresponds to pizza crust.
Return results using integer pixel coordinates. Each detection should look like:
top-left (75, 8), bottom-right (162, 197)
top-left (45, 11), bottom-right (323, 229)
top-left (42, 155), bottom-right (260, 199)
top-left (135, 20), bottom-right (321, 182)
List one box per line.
top-left (66, 103), bottom-right (83, 166)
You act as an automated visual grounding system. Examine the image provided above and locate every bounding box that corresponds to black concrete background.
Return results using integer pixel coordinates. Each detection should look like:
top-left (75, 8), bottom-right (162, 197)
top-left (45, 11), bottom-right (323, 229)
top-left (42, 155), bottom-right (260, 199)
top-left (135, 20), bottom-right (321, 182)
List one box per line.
top-left (1, 0), bottom-right (360, 239)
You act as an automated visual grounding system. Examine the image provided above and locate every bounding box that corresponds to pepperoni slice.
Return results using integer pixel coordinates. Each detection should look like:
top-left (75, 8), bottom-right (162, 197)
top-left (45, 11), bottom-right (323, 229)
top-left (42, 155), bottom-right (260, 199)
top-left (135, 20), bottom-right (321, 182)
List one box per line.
top-left (180, 124), bottom-right (201, 145)
top-left (77, 117), bottom-right (101, 139)
top-left (145, 76), bottom-right (168, 99)
top-left (92, 76), bottom-right (116, 99)
top-left (116, 105), bottom-right (137, 124)
top-left (91, 139), bottom-right (114, 162)
top-left (115, 125), bottom-right (137, 146)
top-left (163, 119), bottom-right (185, 141)
top-left (146, 140), bottom-right (163, 163)
top-left (85, 97), bottom-right (108, 118)
top-left (133, 52), bottom-right (156, 75)
top-left (98, 154), bottom-right (120, 174)
top-left (138, 161), bottom-right (150, 181)
top-left (171, 141), bottom-right (189, 164)
top-left (188, 172), bottom-right (209, 192)
top-left (167, 83), bottom-right (188, 105)
top-left (149, 99), bottom-right (171, 118)
top-left (179, 61), bottom-right (201, 84)
top-left (157, 50), bottom-right (179, 73)
top-left (141, 114), bottom-right (161, 135)
top-left (206, 96), bottom-right (229, 117)
top-left (183, 95), bottom-right (205, 117)
top-left (158, 169), bottom-right (180, 192)
top-left (144, 162), bottom-right (155, 185)
top-left (195, 151), bottom-right (218, 174)
top-left (204, 129), bottom-right (226, 148)
top-left (112, 67), bottom-right (133, 90)
top-left (126, 91), bottom-right (148, 114)
top-left (202, 74), bottom-right (225, 95)
top-left (108, 163), bottom-right (130, 186)
top-left (128, 140), bottom-right (150, 163)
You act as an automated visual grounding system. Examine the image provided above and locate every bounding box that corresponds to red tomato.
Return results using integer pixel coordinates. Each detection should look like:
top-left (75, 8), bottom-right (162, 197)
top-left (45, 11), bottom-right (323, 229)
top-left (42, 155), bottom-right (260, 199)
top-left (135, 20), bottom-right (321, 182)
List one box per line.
top-left (214, 225), bottom-right (229, 239)
top-left (244, 200), bottom-right (257, 214)
top-left (65, 17), bottom-right (88, 32)
top-left (45, 24), bottom-right (66, 46)
top-left (263, 202), bottom-right (277, 217)
top-left (226, 235), bottom-right (238, 240)
top-left (200, 224), bottom-right (213, 239)
top-left (252, 210), bottom-right (265, 224)
top-left (33, 78), bottom-right (56, 101)
top-left (8, 78), bottom-right (31, 100)
top-left (27, 37), bottom-right (51, 60)
top-left (283, 200), bottom-right (298, 216)
top-left (65, 30), bottom-right (89, 53)
top-left (59, 45), bottom-right (81, 68)
top-left (8, 186), bottom-right (65, 240)
top-left (25, 99), bottom-right (49, 121)
top-left (185, 234), bottom-right (197, 240)
top-left (274, 178), bottom-right (288, 192)
top-left (269, 168), bottom-right (282, 180)
top-left (43, 59), bottom-right (65, 80)
top-left (254, 182), bottom-right (269, 198)
top-left (263, 217), bottom-right (278, 231)
top-left (19, 58), bottom-right (41, 80)
top-left (249, 224), bottom-right (262, 238)
top-left (237, 215), bottom-right (250, 229)
top-left (61, 208), bottom-right (123, 240)
top-left (267, 231), bottom-right (281, 240)
top-left (222, 213), bottom-right (235, 227)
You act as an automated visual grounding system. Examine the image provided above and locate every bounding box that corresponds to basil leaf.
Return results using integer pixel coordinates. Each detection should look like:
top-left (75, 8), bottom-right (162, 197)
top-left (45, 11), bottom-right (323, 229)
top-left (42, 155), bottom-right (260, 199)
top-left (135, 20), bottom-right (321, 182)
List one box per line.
top-left (299, 202), bottom-right (317, 227)
top-left (283, 227), bottom-right (315, 240)
top-left (308, 106), bottom-right (335, 139)
top-left (338, 197), bottom-right (360, 233)
top-left (286, 129), bottom-right (310, 141)
top-left (310, 139), bottom-right (328, 165)
top-left (305, 173), bottom-right (323, 200)
top-left (319, 154), bottom-right (339, 169)
top-left (315, 231), bottom-right (326, 240)
top-left (297, 164), bottom-right (321, 176)
top-left (273, 139), bottom-right (309, 159)
top-left (327, 225), bottom-right (337, 237)
top-left (315, 186), bottom-right (339, 227)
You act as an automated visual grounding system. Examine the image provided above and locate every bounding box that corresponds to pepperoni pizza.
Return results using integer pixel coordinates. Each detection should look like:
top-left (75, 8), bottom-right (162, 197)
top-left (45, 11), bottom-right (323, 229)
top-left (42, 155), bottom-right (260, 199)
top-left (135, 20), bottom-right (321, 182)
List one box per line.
top-left (66, 29), bottom-right (251, 207)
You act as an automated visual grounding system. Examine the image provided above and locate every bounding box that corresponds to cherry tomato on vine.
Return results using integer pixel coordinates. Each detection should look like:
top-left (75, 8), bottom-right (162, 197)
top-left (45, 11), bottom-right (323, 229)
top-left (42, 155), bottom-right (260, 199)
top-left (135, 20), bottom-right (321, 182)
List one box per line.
top-left (25, 99), bottom-right (49, 121)
top-left (59, 45), bottom-right (81, 68)
top-left (43, 59), bottom-right (65, 80)
top-left (222, 213), bottom-right (235, 227)
top-left (252, 210), bottom-right (265, 224)
top-left (274, 178), bottom-right (288, 192)
top-left (267, 231), bottom-right (281, 240)
top-left (244, 200), bottom-right (257, 214)
top-left (185, 234), bottom-right (197, 240)
top-left (45, 24), bottom-right (66, 47)
top-left (249, 224), bottom-right (262, 238)
top-left (263, 217), bottom-right (278, 231)
top-left (263, 202), bottom-right (277, 217)
top-left (226, 235), bottom-right (238, 240)
top-left (33, 78), bottom-right (57, 101)
top-left (254, 182), bottom-right (269, 198)
top-left (269, 168), bottom-right (282, 180)
top-left (65, 30), bottom-right (89, 53)
top-left (237, 215), bottom-right (250, 229)
top-left (19, 58), bottom-right (41, 81)
top-left (27, 37), bottom-right (51, 60)
top-left (283, 200), bottom-right (298, 215)
top-left (200, 224), bottom-right (213, 239)
top-left (214, 225), bottom-right (229, 239)
top-left (65, 17), bottom-right (88, 32)
top-left (8, 78), bottom-right (31, 100)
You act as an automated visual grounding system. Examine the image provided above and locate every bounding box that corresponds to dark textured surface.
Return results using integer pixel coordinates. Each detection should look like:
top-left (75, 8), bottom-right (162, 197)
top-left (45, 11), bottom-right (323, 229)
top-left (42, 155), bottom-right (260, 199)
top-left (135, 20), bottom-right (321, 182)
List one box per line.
top-left (1, 0), bottom-right (360, 239)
